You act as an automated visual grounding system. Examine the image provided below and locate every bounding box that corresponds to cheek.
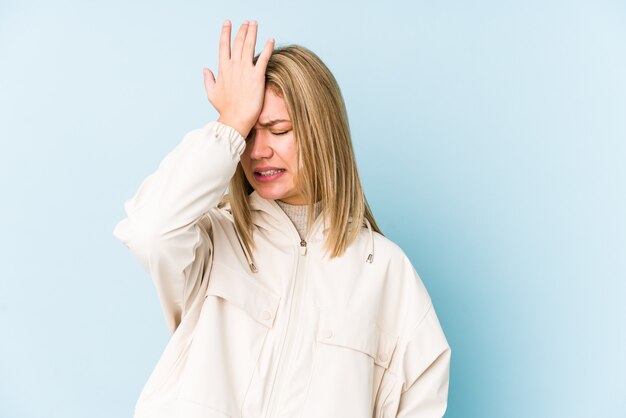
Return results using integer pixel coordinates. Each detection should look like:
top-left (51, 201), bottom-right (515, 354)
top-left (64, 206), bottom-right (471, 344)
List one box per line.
top-left (282, 139), bottom-right (299, 171)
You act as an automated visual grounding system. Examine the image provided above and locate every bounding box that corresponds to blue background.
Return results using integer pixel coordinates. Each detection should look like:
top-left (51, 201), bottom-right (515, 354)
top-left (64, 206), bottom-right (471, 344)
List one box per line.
top-left (1, 1), bottom-right (624, 417)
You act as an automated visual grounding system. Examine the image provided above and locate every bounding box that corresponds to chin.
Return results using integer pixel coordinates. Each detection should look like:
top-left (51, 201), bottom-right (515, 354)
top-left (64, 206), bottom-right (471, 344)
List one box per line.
top-left (255, 187), bottom-right (288, 201)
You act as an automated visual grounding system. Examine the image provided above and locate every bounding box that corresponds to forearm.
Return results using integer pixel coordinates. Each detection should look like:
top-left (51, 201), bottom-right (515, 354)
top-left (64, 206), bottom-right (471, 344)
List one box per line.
top-left (113, 121), bottom-right (244, 243)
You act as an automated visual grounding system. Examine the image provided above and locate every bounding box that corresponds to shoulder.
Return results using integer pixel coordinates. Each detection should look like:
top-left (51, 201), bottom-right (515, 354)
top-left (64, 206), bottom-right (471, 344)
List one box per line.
top-left (371, 230), bottom-right (408, 262)
top-left (206, 204), bottom-right (235, 226)
top-left (370, 230), bottom-right (423, 282)
top-left (368, 230), bottom-right (434, 335)
top-left (195, 206), bottom-right (237, 245)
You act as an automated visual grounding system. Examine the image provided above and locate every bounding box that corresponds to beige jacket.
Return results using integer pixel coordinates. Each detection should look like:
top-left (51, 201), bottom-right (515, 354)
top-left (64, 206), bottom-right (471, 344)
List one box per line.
top-left (113, 121), bottom-right (451, 418)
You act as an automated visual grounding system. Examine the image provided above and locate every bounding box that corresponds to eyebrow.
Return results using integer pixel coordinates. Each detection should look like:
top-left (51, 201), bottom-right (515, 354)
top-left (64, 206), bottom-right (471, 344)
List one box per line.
top-left (257, 119), bottom-right (291, 128)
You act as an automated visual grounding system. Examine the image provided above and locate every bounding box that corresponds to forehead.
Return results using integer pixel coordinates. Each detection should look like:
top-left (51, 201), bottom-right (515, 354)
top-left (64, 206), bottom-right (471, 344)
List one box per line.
top-left (258, 89), bottom-right (290, 124)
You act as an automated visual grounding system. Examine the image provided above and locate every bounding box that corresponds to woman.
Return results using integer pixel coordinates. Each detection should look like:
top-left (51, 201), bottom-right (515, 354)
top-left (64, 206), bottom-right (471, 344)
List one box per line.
top-left (114, 19), bottom-right (450, 418)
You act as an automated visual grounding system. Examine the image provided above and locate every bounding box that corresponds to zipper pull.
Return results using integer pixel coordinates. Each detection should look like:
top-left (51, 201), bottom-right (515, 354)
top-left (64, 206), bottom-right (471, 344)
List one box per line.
top-left (300, 239), bottom-right (307, 256)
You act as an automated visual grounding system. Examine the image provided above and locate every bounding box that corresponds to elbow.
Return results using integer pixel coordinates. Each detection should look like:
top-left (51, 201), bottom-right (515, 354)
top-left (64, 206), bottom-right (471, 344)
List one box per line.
top-left (113, 216), bottom-right (165, 265)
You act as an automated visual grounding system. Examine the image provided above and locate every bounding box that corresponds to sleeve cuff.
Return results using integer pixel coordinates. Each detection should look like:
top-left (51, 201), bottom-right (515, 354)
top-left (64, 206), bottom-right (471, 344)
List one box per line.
top-left (205, 120), bottom-right (246, 156)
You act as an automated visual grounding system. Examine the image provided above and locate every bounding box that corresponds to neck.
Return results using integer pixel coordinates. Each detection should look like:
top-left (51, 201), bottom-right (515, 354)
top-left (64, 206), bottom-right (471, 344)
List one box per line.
top-left (275, 199), bottom-right (323, 239)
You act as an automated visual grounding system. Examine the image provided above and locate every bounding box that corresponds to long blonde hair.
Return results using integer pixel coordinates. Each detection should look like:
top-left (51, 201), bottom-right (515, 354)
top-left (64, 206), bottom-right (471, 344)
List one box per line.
top-left (220, 44), bottom-right (382, 259)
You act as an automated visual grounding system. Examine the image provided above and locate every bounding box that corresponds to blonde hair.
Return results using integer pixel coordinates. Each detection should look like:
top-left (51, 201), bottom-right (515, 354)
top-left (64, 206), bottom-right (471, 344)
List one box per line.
top-left (220, 44), bottom-right (382, 259)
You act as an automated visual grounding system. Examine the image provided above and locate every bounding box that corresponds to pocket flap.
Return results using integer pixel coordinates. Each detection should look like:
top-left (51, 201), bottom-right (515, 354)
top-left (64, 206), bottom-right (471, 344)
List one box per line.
top-left (206, 261), bottom-right (280, 328)
top-left (316, 309), bottom-right (398, 369)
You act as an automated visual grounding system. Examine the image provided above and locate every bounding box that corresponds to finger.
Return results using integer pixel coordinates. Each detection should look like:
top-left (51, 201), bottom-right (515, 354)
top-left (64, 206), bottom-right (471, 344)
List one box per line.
top-left (232, 20), bottom-right (250, 61)
top-left (254, 38), bottom-right (275, 71)
top-left (203, 68), bottom-right (216, 99)
top-left (218, 20), bottom-right (231, 69)
top-left (242, 20), bottom-right (258, 64)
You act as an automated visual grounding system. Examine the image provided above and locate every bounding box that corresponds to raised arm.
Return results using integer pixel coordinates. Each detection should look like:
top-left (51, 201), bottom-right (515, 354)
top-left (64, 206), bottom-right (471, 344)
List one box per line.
top-left (113, 20), bottom-right (274, 332)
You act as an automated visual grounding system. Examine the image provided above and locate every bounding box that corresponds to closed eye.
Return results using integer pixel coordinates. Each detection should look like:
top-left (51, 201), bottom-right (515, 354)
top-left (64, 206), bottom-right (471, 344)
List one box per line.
top-left (273, 130), bottom-right (290, 136)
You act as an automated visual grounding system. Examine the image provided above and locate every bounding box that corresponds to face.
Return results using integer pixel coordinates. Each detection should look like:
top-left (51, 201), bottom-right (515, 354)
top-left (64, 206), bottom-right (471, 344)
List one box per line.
top-left (240, 88), bottom-right (306, 205)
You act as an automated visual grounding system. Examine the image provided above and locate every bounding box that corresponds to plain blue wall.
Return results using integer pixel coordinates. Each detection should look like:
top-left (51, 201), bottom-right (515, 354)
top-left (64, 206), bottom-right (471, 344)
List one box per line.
top-left (1, 1), bottom-right (624, 417)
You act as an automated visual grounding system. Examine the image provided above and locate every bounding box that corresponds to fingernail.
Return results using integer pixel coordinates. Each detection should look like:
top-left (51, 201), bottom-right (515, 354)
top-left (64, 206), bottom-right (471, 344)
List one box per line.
top-left (223, 20), bottom-right (230, 26)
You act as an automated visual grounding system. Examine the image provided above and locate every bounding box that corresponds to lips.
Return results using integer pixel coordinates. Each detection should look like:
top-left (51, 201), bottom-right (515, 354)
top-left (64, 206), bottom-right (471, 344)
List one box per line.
top-left (254, 166), bottom-right (286, 176)
top-left (253, 166), bottom-right (287, 183)
top-left (254, 168), bottom-right (285, 177)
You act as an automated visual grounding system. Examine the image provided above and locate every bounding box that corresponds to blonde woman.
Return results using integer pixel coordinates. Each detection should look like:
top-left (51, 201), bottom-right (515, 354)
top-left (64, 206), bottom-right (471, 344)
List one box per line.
top-left (114, 19), bottom-right (450, 418)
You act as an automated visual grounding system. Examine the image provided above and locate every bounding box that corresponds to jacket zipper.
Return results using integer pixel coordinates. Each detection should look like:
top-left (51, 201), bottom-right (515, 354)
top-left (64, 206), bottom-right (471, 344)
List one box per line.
top-left (264, 223), bottom-right (310, 418)
top-left (299, 238), bottom-right (307, 255)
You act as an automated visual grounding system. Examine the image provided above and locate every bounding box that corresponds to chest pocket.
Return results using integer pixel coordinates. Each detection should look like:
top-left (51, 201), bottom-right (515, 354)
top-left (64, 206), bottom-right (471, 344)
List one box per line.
top-left (176, 261), bottom-right (280, 417)
top-left (204, 261), bottom-right (280, 327)
top-left (301, 308), bottom-right (398, 418)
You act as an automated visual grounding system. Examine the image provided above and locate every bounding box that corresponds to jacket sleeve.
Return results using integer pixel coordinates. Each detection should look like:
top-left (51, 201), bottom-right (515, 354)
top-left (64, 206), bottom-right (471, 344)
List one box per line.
top-left (389, 304), bottom-right (451, 417)
top-left (112, 121), bottom-right (245, 332)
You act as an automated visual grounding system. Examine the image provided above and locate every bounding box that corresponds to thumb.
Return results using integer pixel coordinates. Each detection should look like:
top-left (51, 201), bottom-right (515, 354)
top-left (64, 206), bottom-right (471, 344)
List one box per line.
top-left (203, 68), bottom-right (216, 99)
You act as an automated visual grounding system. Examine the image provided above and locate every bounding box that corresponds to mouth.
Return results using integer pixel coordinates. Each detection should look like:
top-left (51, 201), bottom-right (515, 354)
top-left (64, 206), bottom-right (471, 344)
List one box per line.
top-left (253, 168), bottom-right (287, 182)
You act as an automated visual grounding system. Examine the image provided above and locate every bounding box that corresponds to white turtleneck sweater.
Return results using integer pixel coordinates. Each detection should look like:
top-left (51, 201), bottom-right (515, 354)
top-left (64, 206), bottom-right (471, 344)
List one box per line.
top-left (275, 199), bottom-right (322, 240)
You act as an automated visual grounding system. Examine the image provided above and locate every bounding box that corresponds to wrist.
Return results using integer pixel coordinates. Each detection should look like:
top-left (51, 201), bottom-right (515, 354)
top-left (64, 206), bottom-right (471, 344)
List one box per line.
top-left (217, 116), bottom-right (252, 139)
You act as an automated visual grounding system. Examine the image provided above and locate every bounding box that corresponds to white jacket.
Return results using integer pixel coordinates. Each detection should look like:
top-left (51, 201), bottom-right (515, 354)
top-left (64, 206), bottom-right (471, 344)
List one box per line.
top-left (113, 121), bottom-right (451, 418)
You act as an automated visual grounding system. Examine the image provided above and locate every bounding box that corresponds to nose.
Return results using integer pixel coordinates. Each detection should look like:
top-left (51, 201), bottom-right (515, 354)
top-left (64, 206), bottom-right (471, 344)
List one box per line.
top-left (249, 129), bottom-right (273, 160)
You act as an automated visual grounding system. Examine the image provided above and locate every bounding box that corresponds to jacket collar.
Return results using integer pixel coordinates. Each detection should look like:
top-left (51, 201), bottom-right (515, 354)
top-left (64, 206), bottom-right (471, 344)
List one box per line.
top-left (249, 191), bottom-right (328, 239)
top-left (233, 191), bottom-right (375, 272)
